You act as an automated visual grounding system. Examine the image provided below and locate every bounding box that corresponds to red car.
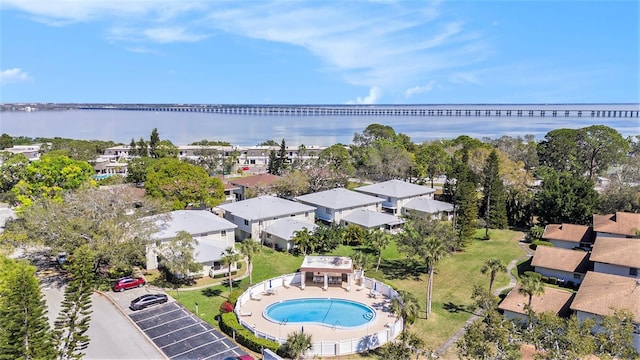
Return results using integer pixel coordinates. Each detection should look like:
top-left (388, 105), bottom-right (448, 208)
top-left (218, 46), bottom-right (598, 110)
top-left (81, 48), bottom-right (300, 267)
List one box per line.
top-left (113, 277), bottom-right (146, 292)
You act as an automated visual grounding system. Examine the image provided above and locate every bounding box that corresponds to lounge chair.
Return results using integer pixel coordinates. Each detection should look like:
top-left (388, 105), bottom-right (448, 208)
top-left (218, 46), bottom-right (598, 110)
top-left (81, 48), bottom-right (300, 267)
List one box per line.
top-left (240, 311), bottom-right (252, 317)
top-left (250, 292), bottom-right (262, 301)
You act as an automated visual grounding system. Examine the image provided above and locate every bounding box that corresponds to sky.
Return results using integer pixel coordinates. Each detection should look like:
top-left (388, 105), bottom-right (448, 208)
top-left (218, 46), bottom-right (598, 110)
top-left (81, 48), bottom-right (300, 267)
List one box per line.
top-left (1, 1), bottom-right (639, 105)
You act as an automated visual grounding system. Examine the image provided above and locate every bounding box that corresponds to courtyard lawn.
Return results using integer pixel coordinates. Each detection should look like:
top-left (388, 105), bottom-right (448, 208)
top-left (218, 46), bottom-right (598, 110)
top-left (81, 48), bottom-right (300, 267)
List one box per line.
top-left (171, 229), bottom-right (524, 356)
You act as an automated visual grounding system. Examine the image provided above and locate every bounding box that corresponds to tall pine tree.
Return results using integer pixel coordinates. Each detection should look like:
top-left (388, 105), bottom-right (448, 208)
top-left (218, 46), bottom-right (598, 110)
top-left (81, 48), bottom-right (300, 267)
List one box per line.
top-left (481, 149), bottom-right (508, 239)
top-left (149, 128), bottom-right (160, 158)
top-left (0, 258), bottom-right (55, 359)
top-left (54, 245), bottom-right (95, 360)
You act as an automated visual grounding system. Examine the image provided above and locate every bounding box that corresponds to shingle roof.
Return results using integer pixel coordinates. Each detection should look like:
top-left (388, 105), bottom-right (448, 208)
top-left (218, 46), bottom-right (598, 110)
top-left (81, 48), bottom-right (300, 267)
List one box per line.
top-left (264, 218), bottom-right (317, 240)
top-left (228, 173), bottom-right (281, 188)
top-left (498, 286), bottom-right (574, 316)
top-left (570, 272), bottom-right (640, 322)
top-left (295, 188), bottom-right (382, 210)
top-left (150, 210), bottom-right (237, 240)
top-left (592, 212), bottom-right (640, 237)
top-left (531, 246), bottom-right (590, 273)
top-left (590, 237), bottom-right (640, 268)
top-left (403, 198), bottom-right (454, 214)
top-left (218, 195), bottom-right (316, 220)
top-left (354, 179), bottom-right (435, 198)
top-left (341, 209), bottom-right (405, 228)
top-left (542, 223), bottom-right (592, 244)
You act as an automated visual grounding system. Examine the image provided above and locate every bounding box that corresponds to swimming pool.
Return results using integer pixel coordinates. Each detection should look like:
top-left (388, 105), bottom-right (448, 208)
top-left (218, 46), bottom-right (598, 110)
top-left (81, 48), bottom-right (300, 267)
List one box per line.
top-left (263, 298), bottom-right (376, 328)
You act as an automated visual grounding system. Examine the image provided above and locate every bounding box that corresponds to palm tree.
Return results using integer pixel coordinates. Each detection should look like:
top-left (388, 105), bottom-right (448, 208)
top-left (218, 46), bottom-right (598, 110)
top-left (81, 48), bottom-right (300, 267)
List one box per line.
top-left (391, 290), bottom-right (420, 333)
top-left (292, 228), bottom-right (313, 255)
top-left (481, 258), bottom-right (507, 293)
top-left (238, 240), bottom-right (261, 285)
top-left (284, 330), bottom-right (313, 359)
top-left (221, 246), bottom-right (240, 292)
top-left (423, 236), bottom-right (446, 319)
top-left (400, 331), bottom-right (427, 360)
top-left (368, 229), bottom-right (390, 271)
top-left (518, 274), bottom-right (545, 308)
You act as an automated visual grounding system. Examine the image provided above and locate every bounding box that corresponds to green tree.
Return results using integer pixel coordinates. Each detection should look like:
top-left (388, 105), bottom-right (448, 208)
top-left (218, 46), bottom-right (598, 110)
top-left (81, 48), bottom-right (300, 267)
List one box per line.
top-left (136, 137), bottom-right (148, 157)
top-left (538, 128), bottom-right (583, 175)
top-left (596, 309), bottom-right (638, 359)
top-left (291, 228), bottom-right (314, 255)
top-left (221, 247), bottom-right (240, 292)
top-left (398, 218), bottom-right (448, 319)
top-left (481, 149), bottom-right (508, 238)
top-left (153, 139), bottom-right (179, 158)
top-left (160, 231), bottom-right (202, 281)
top-left (415, 142), bottom-right (449, 187)
top-left (273, 170), bottom-right (309, 198)
top-left (518, 274), bottom-right (545, 308)
top-left (0, 258), bottom-right (56, 359)
top-left (238, 240), bottom-right (261, 285)
top-left (0, 133), bottom-right (14, 149)
top-left (5, 185), bottom-right (165, 275)
top-left (149, 128), bottom-right (160, 158)
top-left (343, 224), bottom-right (368, 246)
top-left (455, 179), bottom-right (478, 247)
top-left (282, 330), bottom-right (313, 360)
top-left (128, 138), bottom-right (138, 157)
top-left (481, 258), bottom-right (506, 293)
top-left (367, 229), bottom-right (390, 272)
top-left (471, 285), bottom-right (498, 312)
top-left (53, 245), bottom-right (95, 360)
top-left (145, 157), bottom-right (225, 210)
top-left (391, 290), bottom-right (420, 333)
top-left (11, 153), bottom-right (95, 206)
top-left (534, 169), bottom-right (598, 225)
top-left (0, 153), bottom-right (28, 195)
top-left (125, 157), bottom-right (158, 184)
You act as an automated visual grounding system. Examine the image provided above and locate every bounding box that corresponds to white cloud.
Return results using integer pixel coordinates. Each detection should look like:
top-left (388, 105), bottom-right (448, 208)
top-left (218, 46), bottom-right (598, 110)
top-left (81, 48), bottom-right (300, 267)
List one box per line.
top-left (404, 81), bottom-right (436, 98)
top-left (345, 87), bottom-right (382, 104)
top-left (144, 27), bottom-right (207, 43)
top-left (0, 68), bottom-right (31, 85)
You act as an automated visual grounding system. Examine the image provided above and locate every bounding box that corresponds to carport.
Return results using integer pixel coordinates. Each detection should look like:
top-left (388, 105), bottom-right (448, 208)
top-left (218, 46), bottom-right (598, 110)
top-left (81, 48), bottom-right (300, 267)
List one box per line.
top-left (129, 302), bottom-right (248, 360)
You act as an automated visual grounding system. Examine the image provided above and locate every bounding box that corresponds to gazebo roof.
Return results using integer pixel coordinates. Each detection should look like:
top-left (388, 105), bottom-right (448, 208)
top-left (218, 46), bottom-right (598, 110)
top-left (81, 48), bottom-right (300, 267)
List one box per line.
top-left (300, 256), bottom-right (353, 274)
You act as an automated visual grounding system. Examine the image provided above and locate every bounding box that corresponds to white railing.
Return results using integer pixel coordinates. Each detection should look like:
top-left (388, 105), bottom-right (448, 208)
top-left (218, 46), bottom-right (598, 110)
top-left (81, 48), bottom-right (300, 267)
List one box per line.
top-left (235, 273), bottom-right (403, 357)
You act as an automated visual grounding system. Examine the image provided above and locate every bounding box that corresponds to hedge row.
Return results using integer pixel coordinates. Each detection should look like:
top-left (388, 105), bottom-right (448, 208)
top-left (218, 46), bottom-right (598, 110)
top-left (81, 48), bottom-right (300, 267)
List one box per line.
top-left (219, 312), bottom-right (281, 354)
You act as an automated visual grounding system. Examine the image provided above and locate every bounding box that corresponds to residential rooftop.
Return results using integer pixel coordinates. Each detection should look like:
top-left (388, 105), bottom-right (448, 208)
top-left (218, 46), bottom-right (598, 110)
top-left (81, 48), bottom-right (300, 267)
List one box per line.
top-left (593, 212), bottom-right (640, 237)
top-left (403, 198), bottom-right (454, 214)
top-left (218, 195), bottom-right (316, 220)
top-left (531, 246), bottom-right (590, 273)
top-left (264, 218), bottom-right (318, 240)
top-left (499, 286), bottom-right (575, 316)
top-left (300, 256), bottom-right (353, 274)
top-left (542, 223), bottom-right (592, 244)
top-left (590, 237), bottom-right (640, 269)
top-left (295, 188), bottom-right (382, 210)
top-left (570, 271), bottom-right (640, 322)
top-left (341, 209), bottom-right (404, 228)
top-left (354, 179), bottom-right (435, 198)
top-left (150, 210), bottom-right (237, 240)
top-left (228, 173), bottom-right (281, 188)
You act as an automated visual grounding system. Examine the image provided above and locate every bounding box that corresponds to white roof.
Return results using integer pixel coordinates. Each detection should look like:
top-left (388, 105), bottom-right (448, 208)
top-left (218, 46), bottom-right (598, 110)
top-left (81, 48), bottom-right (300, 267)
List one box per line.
top-left (404, 198), bottom-right (454, 213)
top-left (295, 188), bottom-right (382, 210)
top-left (355, 179), bottom-right (435, 198)
top-left (342, 209), bottom-right (404, 228)
top-left (300, 256), bottom-right (353, 273)
top-left (264, 218), bottom-right (317, 240)
top-left (218, 195), bottom-right (316, 220)
top-left (193, 240), bottom-right (228, 263)
top-left (149, 210), bottom-right (237, 240)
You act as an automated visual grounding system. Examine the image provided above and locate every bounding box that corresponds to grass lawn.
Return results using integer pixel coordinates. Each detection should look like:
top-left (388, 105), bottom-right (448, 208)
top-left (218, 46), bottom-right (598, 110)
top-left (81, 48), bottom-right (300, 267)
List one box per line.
top-left (170, 228), bottom-right (525, 357)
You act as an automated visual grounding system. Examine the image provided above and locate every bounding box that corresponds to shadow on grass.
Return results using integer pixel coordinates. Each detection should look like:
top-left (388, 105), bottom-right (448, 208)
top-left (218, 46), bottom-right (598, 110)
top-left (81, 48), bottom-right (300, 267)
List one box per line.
top-left (516, 257), bottom-right (534, 277)
top-left (443, 302), bottom-right (475, 315)
top-left (378, 259), bottom-right (426, 280)
top-left (201, 288), bottom-right (222, 297)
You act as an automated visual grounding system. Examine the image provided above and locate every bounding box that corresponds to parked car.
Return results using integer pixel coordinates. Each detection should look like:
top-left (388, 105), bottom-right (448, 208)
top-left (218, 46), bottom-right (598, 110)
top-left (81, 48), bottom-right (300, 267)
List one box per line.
top-left (129, 293), bottom-right (168, 311)
top-left (112, 277), bottom-right (146, 292)
top-left (224, 355), bottom-right (254, 360)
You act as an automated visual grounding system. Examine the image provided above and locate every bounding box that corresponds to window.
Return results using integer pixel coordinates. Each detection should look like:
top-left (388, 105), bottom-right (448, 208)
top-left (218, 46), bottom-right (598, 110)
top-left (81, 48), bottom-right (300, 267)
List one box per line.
top-left (630, 268), bottom-right (638, 276)
top-left (244, 219), bottom-right (249, 226)
top-left (573, 273), bottom-right (582, 279)
top-left (305, 212), bottom-right (309, 218)
top-left (325, 208), bottom-right (331, 214)
top-left (221, 230), bottom-right (226, 237)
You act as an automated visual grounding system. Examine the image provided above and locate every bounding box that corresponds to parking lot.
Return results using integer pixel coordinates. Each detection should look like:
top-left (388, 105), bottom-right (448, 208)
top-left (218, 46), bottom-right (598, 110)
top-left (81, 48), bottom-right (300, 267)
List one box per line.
top-left (128, 301), bottom-right (248, 360)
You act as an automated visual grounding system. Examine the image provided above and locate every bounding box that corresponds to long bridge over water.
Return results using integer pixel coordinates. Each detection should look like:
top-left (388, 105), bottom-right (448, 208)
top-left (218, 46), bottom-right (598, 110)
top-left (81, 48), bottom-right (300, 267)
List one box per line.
top-left (76, 104), bottom-right (640, 118)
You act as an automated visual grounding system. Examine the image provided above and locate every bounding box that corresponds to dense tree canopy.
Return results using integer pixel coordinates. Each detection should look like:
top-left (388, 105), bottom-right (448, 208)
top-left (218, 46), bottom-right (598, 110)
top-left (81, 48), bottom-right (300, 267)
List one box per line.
top-left (534, 169), bottom-right (598, 225)
top-left (145, 157), bottom-right (225, 210)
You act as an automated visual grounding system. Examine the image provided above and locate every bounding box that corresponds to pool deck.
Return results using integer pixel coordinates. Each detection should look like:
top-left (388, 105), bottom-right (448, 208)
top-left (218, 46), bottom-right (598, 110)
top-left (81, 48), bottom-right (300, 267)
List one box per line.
top-left (236, 284), bottom-right (398, 343)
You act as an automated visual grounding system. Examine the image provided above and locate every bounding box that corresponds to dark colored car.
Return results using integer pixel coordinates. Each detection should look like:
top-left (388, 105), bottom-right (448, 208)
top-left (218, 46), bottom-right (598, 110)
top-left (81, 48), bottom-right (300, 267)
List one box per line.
top-left (129, 293), bottom-right (168, 311)
top-left (224, 356), bottom-right (254, 360)
top-left (112, 277), bottom-right (146, 292)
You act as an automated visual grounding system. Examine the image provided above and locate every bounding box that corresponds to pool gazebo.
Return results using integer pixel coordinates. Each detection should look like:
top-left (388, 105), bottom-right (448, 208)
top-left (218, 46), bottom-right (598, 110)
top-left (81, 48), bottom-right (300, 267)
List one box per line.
top-left (299, 256), bottom-right (355, 291)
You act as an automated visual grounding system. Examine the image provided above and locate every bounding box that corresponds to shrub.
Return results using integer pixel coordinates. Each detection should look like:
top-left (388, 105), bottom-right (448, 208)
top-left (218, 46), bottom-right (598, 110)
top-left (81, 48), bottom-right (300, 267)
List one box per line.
top-left (219, 312), bottom-right (280, 354)
top-left (220, 301), bottom-right (234, 313)
top-left (524, 271), bottom-right (541, 280)
top-left (549, 277), bottom-right (557, 285)
top-left (228, 289), bottom-right (243, 306)
top-left (541, 276), bottom-right (549, 283)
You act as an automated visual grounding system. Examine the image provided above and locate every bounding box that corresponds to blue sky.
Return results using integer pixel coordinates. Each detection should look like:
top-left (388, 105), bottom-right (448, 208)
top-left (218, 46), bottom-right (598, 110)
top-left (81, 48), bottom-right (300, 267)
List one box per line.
top-left (1, 1), bottom-right (638, 104)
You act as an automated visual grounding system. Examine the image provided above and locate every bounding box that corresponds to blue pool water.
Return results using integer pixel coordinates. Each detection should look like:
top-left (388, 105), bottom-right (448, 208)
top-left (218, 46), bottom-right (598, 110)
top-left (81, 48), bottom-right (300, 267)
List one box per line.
top-left (264, 298), bottom-right (375, 328)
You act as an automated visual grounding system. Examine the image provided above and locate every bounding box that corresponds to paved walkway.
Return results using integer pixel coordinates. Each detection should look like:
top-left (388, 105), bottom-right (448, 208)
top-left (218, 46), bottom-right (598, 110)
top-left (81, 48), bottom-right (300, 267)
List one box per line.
top-left (434, 238), bottom-right (534, 357)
